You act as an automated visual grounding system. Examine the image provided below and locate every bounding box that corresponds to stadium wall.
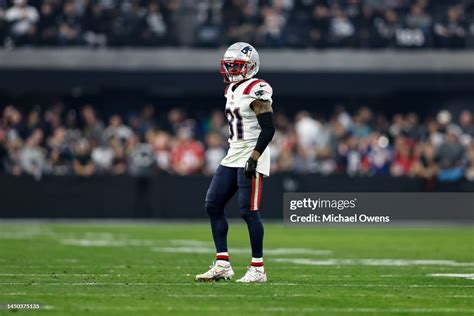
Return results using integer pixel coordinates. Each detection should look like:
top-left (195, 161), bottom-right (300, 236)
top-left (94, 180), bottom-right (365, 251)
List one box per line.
top-left (1, 49), bottom-right (474, 96)
top-left (2, 49), bottom-right (474, 72)
top-left (0, 175), bottom-right (472, 219)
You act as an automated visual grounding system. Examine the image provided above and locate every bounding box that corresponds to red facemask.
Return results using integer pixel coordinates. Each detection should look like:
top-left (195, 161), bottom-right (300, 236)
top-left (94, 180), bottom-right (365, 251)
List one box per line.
top-left (220, 60), bottom-right (254, 83)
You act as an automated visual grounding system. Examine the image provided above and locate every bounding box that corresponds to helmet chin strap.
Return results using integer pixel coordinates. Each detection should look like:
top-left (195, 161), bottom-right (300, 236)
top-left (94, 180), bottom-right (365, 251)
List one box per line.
top-left (230, 74), bottom-right (245, 83)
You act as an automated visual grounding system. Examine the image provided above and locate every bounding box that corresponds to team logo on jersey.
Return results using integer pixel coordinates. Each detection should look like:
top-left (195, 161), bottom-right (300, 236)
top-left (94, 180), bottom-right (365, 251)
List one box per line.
top-left (241, 46), bottom-right (253, 57)
top-left (255, 90), bottom-right (270, 97)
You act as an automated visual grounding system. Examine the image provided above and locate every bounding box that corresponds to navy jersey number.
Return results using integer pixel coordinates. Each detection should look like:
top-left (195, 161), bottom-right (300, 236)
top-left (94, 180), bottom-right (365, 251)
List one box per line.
top-left (225, 107), bottom-right (243, 140)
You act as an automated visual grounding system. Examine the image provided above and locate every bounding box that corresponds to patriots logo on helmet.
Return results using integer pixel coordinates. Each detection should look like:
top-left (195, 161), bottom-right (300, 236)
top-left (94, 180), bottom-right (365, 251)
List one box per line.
top-left (255, 90), bottom-right (270, 97)
top-left (241, 46), bottom-right (253, 57)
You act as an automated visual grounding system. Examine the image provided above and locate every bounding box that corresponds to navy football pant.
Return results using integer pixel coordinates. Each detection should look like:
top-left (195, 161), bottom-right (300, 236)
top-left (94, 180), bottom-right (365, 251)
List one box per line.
top-left (205, 165), bottom-right (264, 258)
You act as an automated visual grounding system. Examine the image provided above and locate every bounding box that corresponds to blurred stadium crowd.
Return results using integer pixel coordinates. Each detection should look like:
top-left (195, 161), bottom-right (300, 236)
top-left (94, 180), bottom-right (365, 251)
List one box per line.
top-left (0, 0), bottom-right (473, 48)
top-left (0, 103), bottom-right (473, 182)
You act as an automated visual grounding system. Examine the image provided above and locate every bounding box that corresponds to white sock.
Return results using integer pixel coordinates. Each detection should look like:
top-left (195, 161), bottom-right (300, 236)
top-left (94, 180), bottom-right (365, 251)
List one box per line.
top-left (251, 257), bottom-right (264, 271)
top-left (216, 252), bottom-right (230, 266)
top-left (216, 260), bottom-right (230, 267)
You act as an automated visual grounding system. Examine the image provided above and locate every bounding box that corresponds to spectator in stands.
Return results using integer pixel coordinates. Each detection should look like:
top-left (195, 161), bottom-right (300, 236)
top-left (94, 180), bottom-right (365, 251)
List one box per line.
top-left (436, 124), bottom-right (466, 181)
top-left (465, 144), bottom-right (474, 180)
top-left (91, 138), bottom-right (114, 174)
top-left (142, 1), bottom-right (168, 46)
top-left (206, 110), bottom-right (228, 141)
top-left (390, 135), bottom-right (417, 177)
top-left (352, 108), bottom-right (372, 138)
top-left (193, 0), bottom-right (222, 47)
top-left (113, 0), bottom-right (145, 46)
top-left (151, 130), bottom-right (171, 173)
top-left (353, 4), bottom-right (376, 48)
top-left (81, 105), bottom-right (104, 145)
top-left (222, 0), bottom-right (252, 44)
top-left (25, 109), bottom-right (42, 137)
top-left (374, 9), bottom-right (400, 47)
top-left (389, 114), bottom-right (404, 138)
top-left (0, 0), bottom-right (473, 48)
top-left (281, 0), bottom-right (312, 47)
top-left (110, 138), bottom-right (128, 175)
top-left (135, 104), bottom-right (157, 137)
top-left (103, 115), bottom-right (134, 143)
top-left (343, 135), bottom-right (364, 176)
top-left (406, 2), bottom-right (432, 31)
top-left (82, 2), bottom-right (109, 47)
top-left (0, 101), bottom-right (472, 184)
top-left (166, 108), bottom-right (197, 138)
top-left (57, 1), bottom-right (83, 45)
top-left (0, 0), bottom-right (7, 40)
top-left (43, 105), bottom-right (63, 137)
top-left (19, 128), bottom-right (46, 179)
top-left (310, 4), bottom-right (330, 48)
top-left (73, 138), bottom-right (95, 176)
top-left (364, 133), bottom-right (392, 176)
top-left (258, 4), bottom-right (287, 47)
top-left (2, 105), bottom-right (25, 141)
top-left (329, 6), bottom-right (355, 47)
top-left (126, 133), bottom-right (155, 176)
top-left (459, 110), bottom-right (474, 136)
top-left (403, 112), bottom-right (422, 140)
top-left (270, 112), bottom-right (293, 172)
top-left (38, 1), bottom-right (58, 46)
top-left (171, 129), bottom-right (204, 175)
top-left (47, 126), bottom-right (73, 175)
top-left (295, 111), bottom-right (322, 149)
top-left (434, 5), bottom-right (467, 48)
top-left (413, 141), bottom-right (438, 180)
top-left (425, 118), bottom-right (444, 148)
top-left (4, 0), bottom-right (38, 46)
top-left (204, 131), bottom-right (225, 175)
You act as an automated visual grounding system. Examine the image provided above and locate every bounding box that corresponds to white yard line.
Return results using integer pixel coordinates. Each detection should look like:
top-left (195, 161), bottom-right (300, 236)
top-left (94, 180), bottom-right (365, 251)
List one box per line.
top-left (273, 258), bottom-right (474, 267)
top-left (428, 273), bottom-right (474, 280)
top-left (0, 282), bottom-right (298, 286)
top-left (0, 292), bottom-right (130, 297)
top-left (261, 307), bottom-right (474, 314)
top-left (151, 246), bottom-right (331, 255)
top-left (0, 273), bottom-right (141, 277)
top-left (1, 292), bottom-right (472, 302)
top-left (0, 265), bottom-right (131, 268)
top-left (23, 305), bottom-right (474, 314)
top-left (166, 293), bottom-right (473, 298)
top-left (58, 238), bottom-right (332, 256)
top-left (0, 282), bottom-right (472, 288)
top-left (2, 292), bottom-right (471, 299)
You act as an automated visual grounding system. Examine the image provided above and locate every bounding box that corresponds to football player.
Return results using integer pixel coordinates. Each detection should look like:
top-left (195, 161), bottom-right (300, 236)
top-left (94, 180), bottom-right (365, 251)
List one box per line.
top-left (195, 42), bottom-right (275, 283)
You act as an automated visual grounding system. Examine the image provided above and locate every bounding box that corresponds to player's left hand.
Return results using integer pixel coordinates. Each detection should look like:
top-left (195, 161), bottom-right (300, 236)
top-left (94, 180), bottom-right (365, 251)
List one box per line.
top-left (244, 157), bottom-right (258, 179)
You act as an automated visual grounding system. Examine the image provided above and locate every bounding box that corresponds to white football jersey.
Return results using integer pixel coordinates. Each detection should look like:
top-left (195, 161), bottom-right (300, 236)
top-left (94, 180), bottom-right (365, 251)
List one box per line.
top-left (220, 78), bottom-right (273, 177)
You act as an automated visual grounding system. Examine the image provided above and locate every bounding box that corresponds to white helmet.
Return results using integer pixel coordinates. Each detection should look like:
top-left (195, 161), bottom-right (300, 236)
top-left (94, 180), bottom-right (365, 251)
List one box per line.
top-left (220, 42), bottom-right (260, 83)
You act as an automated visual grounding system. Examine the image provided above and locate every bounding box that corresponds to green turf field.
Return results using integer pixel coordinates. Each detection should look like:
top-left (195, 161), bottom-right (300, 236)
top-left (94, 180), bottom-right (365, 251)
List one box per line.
top-left (0, 222), bottom-right (473, 315)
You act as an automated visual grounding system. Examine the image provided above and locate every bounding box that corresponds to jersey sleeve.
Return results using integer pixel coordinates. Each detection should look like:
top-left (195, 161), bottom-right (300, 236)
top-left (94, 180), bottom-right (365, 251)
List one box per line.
top-left (243, 79), bottom-right (273, 102)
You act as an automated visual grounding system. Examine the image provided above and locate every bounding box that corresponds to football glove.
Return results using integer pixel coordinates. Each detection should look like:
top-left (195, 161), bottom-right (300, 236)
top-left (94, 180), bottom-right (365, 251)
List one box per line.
top-left (244, 157), bottom-right (258, 179)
